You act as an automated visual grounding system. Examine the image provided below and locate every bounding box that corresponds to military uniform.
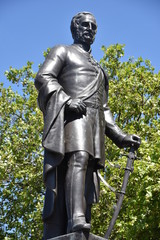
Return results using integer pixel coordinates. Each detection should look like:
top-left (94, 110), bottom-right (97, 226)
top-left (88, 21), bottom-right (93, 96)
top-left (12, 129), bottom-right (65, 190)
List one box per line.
top-left (35, 44), bottom-right (126, 238)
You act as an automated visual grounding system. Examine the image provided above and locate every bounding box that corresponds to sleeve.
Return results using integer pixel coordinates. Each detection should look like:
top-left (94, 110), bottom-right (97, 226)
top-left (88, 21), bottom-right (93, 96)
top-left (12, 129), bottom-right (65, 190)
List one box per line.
top-left (102, 69), bottom-right (127, 148)
top-left (104, 106), bottom-right (127, 148)
top-left (34, 45), bottom-right (71, 112)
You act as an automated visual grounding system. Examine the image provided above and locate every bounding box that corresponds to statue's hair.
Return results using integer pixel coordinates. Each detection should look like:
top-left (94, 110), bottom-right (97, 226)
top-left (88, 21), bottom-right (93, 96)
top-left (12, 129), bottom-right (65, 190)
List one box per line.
top-left (70, 12), bottom-right (96, 39)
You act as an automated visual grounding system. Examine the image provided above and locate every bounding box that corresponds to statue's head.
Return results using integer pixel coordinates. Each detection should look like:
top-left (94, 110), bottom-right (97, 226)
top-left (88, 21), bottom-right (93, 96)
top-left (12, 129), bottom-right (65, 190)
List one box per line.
top-left (71, 12), bottom-right (97, 45)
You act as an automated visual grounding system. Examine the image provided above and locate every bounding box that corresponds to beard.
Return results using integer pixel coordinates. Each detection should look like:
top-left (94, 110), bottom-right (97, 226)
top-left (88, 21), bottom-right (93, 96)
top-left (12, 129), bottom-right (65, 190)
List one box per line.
top-left (74, 29), bottom-right (95, 45)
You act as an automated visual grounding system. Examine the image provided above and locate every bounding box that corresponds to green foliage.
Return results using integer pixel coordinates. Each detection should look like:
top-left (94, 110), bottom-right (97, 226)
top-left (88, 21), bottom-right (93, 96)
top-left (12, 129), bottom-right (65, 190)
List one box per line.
top-left (0, 62), bottom-right (44, 239)
top-left (0, 45), bottom-right (159, 239)
top-left (43, 48), bottom-right (51, 58)
top-left (91, 44), bottom-right (160, 240)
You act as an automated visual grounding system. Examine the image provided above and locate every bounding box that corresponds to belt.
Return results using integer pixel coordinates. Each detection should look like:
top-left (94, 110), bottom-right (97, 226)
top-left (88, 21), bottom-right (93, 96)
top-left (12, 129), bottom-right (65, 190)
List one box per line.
top-left (84, 101), bottom-right (103, 110)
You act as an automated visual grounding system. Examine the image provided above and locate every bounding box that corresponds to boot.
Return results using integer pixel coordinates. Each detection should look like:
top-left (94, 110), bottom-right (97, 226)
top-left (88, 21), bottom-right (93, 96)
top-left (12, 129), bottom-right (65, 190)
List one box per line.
top-left (65, 151), bottom-right (91, 233)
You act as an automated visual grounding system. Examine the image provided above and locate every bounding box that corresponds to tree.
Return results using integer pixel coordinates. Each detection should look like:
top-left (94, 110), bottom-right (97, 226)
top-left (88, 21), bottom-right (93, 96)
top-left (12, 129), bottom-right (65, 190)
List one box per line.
top-left (92, 44), bottom-right (160, 240)
top-left (0, 62), bottom-right (44, 239)
top-left (0, 45), bottom-right (159, 239)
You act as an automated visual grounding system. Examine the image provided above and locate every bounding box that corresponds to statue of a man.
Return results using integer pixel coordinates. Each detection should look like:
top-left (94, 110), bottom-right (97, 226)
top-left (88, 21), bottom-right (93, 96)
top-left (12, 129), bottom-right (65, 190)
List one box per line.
top-left (35, 12), bottom-right (140, 239)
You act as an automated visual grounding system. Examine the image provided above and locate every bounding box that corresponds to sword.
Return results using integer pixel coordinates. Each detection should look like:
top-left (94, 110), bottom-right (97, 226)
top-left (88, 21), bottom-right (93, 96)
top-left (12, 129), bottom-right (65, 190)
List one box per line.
top-left (98, 172), bottom-right (116, 193)
top-left (104, 146), bottom-right (137, 239)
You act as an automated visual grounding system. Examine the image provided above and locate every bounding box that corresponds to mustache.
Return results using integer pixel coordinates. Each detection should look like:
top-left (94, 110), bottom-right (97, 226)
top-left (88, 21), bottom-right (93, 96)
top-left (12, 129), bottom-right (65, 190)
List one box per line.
top-left (83, 31), bottom-right (93, 37)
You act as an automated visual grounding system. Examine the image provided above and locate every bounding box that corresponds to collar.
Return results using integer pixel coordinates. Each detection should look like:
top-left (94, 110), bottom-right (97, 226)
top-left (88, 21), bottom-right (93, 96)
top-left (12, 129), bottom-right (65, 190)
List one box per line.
top-left (72, 43), bottom-right (92, 54)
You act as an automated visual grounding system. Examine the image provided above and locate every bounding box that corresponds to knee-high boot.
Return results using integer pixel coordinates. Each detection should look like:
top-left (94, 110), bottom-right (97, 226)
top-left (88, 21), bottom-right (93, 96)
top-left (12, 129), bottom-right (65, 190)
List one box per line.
top-left (65, 151), bottom-right (91, 233)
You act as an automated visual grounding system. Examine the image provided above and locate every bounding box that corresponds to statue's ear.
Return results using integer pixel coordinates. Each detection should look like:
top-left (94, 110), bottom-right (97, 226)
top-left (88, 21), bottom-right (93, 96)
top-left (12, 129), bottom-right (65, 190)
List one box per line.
top-left (75, 19), bottom-right (79, 28)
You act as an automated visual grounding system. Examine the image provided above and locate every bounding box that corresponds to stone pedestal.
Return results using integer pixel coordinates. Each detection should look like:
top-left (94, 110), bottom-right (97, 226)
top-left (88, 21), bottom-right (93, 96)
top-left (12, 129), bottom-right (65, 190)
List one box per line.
top-left (48, 232), bottom-right (106, 240)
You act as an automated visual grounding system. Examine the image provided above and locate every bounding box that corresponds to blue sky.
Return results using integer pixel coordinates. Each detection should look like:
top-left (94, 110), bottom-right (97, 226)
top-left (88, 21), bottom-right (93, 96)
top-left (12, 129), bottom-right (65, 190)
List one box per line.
top-left (0, 0), bottom-right (160, 89)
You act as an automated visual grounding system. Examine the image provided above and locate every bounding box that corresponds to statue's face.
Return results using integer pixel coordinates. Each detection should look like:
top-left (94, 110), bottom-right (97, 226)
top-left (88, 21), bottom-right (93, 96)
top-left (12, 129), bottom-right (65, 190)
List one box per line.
top-left (76, 14), bottom-right (97, 45)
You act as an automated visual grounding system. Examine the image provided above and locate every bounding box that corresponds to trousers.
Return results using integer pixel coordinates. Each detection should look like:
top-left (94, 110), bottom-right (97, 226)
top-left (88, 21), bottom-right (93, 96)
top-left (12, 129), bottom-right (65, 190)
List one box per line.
top-left (43, 151), bottom-right (97, 239)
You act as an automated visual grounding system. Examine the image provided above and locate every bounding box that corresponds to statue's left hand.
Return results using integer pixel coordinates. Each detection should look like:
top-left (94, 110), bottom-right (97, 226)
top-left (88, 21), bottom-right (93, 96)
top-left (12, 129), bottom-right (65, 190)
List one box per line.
top-left (121, 134), bottom-right (141, 149)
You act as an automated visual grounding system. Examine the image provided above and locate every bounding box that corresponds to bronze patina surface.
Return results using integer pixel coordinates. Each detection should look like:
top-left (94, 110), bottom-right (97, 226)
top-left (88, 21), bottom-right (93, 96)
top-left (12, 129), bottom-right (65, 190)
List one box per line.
top-left (35, 12), bottom-right (141, 239)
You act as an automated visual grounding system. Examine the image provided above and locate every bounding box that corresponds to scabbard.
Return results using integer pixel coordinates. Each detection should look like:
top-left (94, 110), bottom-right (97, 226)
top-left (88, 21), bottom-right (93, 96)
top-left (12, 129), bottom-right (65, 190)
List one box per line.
top-left (104, 146), bottom-right (136, 239)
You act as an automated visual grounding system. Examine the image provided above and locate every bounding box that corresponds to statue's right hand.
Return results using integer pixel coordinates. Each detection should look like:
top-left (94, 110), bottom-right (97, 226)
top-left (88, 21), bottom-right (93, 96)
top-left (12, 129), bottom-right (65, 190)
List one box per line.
top-left (66, 99), bottom-right (86, 114)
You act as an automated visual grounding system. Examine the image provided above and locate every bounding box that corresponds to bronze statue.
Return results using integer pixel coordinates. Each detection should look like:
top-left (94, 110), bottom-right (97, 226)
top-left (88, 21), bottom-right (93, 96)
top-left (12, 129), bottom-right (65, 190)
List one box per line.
top-left (35, 12), bottom-right (141, 239)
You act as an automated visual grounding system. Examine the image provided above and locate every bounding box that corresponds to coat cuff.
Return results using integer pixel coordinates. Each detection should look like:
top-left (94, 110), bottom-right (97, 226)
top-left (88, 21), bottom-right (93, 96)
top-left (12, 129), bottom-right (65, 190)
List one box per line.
top-left (105, 122), bottom-right (127, 148)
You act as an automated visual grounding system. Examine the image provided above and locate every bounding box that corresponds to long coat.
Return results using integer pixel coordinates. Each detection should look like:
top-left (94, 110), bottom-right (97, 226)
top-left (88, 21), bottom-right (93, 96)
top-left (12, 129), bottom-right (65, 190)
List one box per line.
top-left (35, 44), bottom-right (126, 161)
top-left (34, 44), bottom-right (126, 220)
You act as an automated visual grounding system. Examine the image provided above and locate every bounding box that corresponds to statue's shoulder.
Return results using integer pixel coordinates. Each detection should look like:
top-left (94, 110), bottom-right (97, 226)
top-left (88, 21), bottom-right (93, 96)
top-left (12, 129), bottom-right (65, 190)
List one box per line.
top-left (48, 44), bottom-right (70, 58)
top-left (48, 45), bottom-right (80, 61)
top-left (50, 44), bottom-right (71, 55)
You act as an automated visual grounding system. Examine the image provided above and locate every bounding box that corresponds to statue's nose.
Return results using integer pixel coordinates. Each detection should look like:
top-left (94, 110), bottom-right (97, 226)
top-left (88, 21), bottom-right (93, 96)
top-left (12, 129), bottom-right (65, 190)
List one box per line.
top-left (87, 23), bottom-right (92, 30)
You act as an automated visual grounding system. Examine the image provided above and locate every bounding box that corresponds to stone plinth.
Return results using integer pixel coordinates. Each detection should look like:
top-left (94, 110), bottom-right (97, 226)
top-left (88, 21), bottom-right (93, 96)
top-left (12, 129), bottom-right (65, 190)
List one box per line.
top-left (48, 232), bottom-right (106, 240)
